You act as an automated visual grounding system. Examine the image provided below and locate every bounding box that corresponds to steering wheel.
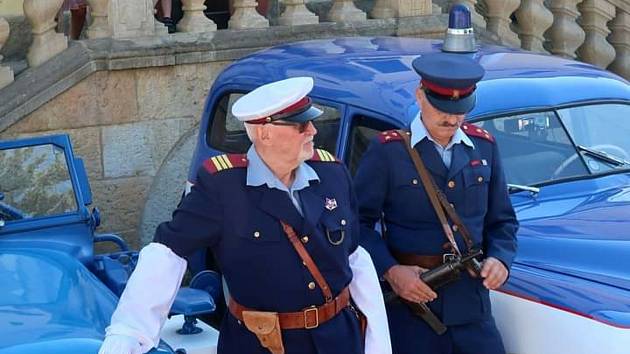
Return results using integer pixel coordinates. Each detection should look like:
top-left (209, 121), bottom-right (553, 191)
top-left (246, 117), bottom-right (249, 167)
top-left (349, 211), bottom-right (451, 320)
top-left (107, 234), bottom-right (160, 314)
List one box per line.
top-left (552, 144), bottom-right (630, 179)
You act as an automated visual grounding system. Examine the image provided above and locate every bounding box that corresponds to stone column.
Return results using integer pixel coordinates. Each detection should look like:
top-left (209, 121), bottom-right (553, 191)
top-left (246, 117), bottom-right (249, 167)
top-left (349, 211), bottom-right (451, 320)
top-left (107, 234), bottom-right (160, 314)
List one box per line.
top-left (544, 0), bottom-right (585, 59)
top-left (86, 0), bottom-right (111, 38)
top-left (514, 0), bottom-right (553, 52)
top-left (179, 0), bottom-right (217, 32)
top-left (607, 8), bottom-right (629, 79)
top-left (108, 0), bottom-right (156, 38)
top-left (576, 0), bottom-right (616, 69)
top-left (278, 0), bottom-right (319, 26)
top-left (371, 0), bottom-right (395, 19)
top-left (0, 17), bottom-right (14, 89)
top-left (327, 0), bottom-right (367, 22)
top-left (483, 0), bottom-right (520, 47)
top-left (229, 0), bottom-right (269, 29)
top-left (23, 0), bottom-right (68, 68)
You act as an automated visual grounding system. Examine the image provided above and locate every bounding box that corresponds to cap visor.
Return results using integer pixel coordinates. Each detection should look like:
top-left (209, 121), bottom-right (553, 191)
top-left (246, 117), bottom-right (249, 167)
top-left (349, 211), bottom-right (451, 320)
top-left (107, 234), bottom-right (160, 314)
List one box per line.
top-left (282, 106), bottom-right (323, 123)
top-left (426, 92), bottom-right (476, 114)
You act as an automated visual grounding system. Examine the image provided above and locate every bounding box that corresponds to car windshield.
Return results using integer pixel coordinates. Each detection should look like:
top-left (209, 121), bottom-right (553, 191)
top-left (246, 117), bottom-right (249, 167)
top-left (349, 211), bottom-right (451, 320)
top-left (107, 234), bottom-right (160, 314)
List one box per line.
top-left (476, 103), bottom-right (630, 188)
top-left (0, 144), bottom-right (77, 223)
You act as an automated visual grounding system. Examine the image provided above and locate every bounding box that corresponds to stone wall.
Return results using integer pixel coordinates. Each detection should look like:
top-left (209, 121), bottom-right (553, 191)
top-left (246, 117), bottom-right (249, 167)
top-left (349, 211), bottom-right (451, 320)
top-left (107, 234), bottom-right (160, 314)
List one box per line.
top-left (0, 61), bottom-right (229, 248)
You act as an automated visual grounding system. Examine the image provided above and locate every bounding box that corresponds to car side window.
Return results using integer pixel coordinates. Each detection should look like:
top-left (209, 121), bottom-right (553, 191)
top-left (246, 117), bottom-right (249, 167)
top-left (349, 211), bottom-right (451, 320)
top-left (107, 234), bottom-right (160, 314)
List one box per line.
top-left (208, 93), bottom-right (249, 153)
top-left (207, 92), bottom-right (341, 154)
top-left (347, 115), bottom-right (397, 175)
top-left (476, 111), bottom-right (587, 186)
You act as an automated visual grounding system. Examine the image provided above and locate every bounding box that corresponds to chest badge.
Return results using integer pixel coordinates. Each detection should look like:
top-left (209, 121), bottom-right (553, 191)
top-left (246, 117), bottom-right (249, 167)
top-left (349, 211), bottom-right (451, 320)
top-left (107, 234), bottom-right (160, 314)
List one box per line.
top-left (325, 197), bottom-right (338, 211)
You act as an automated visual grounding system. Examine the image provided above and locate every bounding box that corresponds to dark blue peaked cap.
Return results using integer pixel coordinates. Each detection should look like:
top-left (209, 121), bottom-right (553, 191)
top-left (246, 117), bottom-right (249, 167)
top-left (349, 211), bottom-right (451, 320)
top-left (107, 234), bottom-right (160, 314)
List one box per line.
top-left (412, 53), bottom-right (485, 114)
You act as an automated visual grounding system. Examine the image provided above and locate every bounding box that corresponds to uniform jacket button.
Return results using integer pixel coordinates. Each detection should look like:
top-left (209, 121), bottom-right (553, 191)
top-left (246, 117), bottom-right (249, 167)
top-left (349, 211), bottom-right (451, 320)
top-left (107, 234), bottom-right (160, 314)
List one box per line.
top-left (477, 176), bottom-right (484, 183)
top-left (448, 181), bottom-right (455, 189)
top-left (340, 219), bottom-right (347, 226)
top-left (302, 236), bottom-right (309, 243)
top-left (308, 282), bottom-right (316, 290)
top-left (254, 231), bottom-right (260, 238)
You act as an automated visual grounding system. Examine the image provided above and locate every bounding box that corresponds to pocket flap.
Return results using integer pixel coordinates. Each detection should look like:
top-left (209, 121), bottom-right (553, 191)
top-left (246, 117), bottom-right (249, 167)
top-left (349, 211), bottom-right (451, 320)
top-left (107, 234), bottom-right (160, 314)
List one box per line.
top-left (242, 310), bottom-right (280, 335)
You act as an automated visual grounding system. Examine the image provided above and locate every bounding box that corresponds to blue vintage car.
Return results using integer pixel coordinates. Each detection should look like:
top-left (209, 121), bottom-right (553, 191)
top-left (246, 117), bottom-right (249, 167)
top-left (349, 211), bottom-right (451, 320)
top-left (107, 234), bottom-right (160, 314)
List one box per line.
top-left (186, 37), bottom-right (630, 353)
top-left (0, 135), bottom-right (219, 353)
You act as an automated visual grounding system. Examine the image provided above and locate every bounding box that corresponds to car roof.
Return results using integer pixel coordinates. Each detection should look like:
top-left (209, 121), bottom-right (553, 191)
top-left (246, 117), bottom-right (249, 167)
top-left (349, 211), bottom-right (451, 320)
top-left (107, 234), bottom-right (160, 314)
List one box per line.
top-left (212, 37), bottom-right (630, 125)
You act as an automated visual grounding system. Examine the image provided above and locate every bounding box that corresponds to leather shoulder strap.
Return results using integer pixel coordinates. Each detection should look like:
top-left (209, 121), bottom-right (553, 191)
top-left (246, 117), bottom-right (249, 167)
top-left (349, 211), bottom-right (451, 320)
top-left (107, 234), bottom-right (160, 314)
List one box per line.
top-left (396, 130), bottom-right (474, 254)
top-left (281, 222), bottom-right (334, 302)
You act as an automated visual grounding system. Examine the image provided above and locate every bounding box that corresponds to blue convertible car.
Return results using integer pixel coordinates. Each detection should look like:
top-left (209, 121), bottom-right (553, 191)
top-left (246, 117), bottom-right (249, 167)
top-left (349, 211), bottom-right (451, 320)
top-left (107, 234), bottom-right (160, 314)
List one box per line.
top-left (0, 135), bottom-right (219, 353)
top-left (185, 36), bottom-right (630, 353)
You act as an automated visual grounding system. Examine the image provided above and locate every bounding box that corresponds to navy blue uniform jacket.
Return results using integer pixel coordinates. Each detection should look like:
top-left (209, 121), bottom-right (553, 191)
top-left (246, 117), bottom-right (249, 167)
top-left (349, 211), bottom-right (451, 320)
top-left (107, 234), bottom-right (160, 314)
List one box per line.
top-left (354, 126), bottom-right (518, 326)
top-left (154, 152), bottom-right (364, 354)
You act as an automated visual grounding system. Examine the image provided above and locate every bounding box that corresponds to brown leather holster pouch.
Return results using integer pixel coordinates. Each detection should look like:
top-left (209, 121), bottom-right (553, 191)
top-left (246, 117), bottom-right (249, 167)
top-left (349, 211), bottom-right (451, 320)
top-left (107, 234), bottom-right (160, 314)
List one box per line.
top-left (242, 310), bottom-right (285, 354)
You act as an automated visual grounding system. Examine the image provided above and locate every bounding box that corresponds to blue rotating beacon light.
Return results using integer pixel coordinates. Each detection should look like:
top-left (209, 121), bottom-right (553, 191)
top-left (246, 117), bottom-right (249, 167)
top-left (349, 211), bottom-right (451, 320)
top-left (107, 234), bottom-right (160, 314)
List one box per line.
top-left (442, 4), bottom-right (477, 53)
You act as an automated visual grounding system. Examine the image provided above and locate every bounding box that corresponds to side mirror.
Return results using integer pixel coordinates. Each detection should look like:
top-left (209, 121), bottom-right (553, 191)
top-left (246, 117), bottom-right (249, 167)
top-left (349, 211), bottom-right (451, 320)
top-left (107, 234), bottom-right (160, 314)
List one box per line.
top-left (74, 158), bottom-right (93, 205)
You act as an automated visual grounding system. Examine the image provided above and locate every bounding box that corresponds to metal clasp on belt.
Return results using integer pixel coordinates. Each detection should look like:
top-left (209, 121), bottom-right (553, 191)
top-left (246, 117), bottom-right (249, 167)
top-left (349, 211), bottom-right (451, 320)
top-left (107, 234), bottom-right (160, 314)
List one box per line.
top-left (304, 306), bottom-right (319, 329)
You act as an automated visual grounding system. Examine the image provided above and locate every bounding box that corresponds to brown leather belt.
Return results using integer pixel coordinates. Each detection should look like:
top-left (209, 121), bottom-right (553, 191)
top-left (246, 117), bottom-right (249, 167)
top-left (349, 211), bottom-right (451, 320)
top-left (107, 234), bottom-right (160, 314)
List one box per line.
top-left (391, 250), bottom-right (444, 269)
top-left (228, 287), bottom-right (350, 330)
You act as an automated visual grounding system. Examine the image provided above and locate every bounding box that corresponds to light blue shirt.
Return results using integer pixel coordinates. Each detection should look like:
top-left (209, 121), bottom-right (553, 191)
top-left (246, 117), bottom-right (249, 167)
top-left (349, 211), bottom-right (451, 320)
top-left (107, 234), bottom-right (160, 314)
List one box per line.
top-left (246, 146), bottom-right (320, 215)
top-left (410, 113), bottom-right (475, 169)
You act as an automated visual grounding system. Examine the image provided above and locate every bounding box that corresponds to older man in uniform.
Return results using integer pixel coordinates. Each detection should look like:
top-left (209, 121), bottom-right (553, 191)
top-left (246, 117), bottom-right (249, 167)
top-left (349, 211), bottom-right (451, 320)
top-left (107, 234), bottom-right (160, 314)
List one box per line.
top-left (354, 53), bottom-right (518, 354)
top-left (98, 77), bottom-right (390, 354)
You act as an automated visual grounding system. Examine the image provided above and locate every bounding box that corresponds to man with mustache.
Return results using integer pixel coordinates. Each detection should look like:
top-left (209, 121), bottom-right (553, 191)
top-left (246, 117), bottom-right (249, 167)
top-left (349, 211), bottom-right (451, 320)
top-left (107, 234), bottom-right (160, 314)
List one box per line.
top-left (98, 77), bottom-right (390, 354)
top-left (354, 53), bottom-right (518, 354)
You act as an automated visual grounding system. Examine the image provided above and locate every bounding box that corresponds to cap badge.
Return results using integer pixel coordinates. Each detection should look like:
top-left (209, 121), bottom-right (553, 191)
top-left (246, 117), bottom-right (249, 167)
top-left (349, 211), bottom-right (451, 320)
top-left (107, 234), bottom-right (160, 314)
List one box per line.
top-left (325, 198), bottom-right (338, 211)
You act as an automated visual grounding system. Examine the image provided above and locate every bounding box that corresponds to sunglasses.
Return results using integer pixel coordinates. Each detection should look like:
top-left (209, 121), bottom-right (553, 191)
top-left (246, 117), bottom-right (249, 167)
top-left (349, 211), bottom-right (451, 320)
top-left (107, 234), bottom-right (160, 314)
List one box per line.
top-left (268, 120), bottom-right (312, 133)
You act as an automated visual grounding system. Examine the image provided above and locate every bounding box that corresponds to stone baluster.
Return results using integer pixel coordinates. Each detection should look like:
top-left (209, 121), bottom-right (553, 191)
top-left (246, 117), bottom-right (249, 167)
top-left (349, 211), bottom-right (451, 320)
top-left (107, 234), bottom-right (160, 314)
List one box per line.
top-left (607, 8), bottom-right (629, 79)
top-left (327, 0), bottom-right (367, 22)
top-left (109, 0), bottom-right (156, 38)
top-left (86, 0), bottom-right (111, 38)
top-left (0, 17), bottom-right (14, 89)
top-left (278, 0), bottom-right (319, 26)
top-left (23, 0), bottom-right (68, 68)
top-left (514, 0), bottom-right (553, 52)
top-left (576, 0), bottom-right (616, 69)
top-left (544, 0), bottom-right (585, 59)
top-left (179, 0), bottom-right (217, 32)
top-left (483, 0), bottom-right (521, 47)
top-left (371, 0), bottom-right (395, 19)
top-left (229, 0), bottom-right (269, 29)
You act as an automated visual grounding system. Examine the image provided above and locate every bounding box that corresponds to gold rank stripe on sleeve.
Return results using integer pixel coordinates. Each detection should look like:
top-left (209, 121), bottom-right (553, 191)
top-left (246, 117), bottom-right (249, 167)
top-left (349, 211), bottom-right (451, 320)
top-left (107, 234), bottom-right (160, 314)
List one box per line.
top-left (310, 149), bottom-right (340, 163)
top-left (203, 154), bottom-right (248, 174)
top-left (317, 149), bottom-right (335, 162)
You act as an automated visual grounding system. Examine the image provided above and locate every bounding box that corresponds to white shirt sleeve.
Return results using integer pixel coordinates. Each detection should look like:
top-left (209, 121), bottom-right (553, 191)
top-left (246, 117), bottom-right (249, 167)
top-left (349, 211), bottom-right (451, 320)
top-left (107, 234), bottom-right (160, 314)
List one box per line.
top-left (349, 246), bottom-right (392, 354)
top-left (105, 242), bottom-right (187, 353)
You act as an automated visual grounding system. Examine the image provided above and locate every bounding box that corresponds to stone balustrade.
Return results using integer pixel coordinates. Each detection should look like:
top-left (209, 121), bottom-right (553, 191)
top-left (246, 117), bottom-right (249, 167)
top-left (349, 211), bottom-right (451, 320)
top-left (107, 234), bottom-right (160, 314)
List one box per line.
top-left (1, 0), bottom-right (629, 81)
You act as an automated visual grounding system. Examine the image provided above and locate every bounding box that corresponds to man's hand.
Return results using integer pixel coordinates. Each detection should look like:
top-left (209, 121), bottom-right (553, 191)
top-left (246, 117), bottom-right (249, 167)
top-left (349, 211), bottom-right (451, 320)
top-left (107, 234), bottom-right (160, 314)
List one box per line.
top-left (98, 334), bottom-right (143, 354)
top-left (384, 265), bottom-right (437, 303)
top-left (480, 257), bottom-right (508, 290)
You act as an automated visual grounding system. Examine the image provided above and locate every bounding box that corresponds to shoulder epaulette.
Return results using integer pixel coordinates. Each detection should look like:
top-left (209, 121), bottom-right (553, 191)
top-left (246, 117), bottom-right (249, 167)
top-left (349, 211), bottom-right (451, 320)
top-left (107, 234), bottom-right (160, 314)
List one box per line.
top-left (203, 154), bottom-right (248, 174)
top-left (377, 130), bottom-right (408, 144)
top-left (461, 122), bottom-right (495, 143)
top-left (310, 149), bottom-right (341, 163)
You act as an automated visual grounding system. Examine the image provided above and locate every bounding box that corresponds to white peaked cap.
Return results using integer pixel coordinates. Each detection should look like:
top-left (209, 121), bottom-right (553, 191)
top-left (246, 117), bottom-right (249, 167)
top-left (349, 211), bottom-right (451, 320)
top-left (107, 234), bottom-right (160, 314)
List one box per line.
top-left (231, 77), bottom-right (315, 122)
